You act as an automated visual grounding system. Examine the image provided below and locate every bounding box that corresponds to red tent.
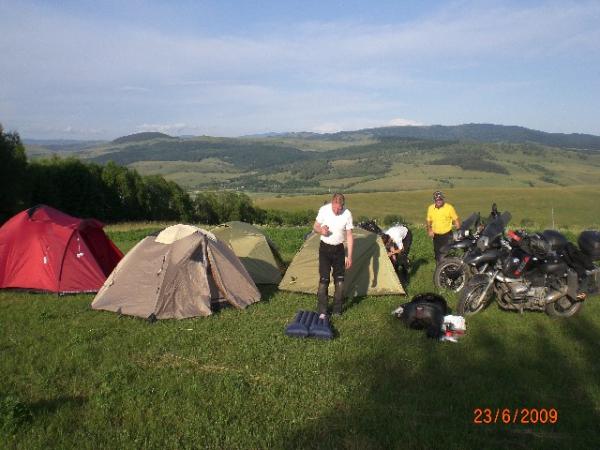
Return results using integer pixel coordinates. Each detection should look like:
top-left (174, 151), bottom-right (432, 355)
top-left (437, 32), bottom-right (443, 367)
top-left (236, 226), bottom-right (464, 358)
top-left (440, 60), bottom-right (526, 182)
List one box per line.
top-left (0, 205), bottom-right (123, 293)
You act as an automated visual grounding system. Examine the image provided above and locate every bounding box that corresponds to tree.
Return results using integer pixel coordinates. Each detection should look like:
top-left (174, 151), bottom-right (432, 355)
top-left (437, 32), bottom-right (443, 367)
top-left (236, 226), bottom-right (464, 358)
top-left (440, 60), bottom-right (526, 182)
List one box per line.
top-left (0, 125), bottom-right (29, 223)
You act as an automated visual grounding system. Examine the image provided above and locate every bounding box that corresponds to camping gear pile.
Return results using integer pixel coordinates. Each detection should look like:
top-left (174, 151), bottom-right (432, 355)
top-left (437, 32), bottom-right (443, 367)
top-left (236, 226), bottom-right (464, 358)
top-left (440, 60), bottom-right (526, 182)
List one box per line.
top-left (392, 293), bottom-right (466, 342)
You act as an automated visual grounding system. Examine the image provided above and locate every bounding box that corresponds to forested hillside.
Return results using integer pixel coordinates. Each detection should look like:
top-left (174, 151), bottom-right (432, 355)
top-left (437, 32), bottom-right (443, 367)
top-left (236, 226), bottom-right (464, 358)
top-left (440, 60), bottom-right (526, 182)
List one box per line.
top-left (21, 125), bottom-right (600, 194)
top-left (1, 126), bottom-right (309, 226)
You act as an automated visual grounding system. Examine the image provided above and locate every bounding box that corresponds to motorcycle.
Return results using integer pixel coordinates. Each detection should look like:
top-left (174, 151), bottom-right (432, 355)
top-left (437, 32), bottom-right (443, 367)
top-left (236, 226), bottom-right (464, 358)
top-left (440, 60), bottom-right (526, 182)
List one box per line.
top-left (433, 205), bottom-right (505, 292)
top-left (458, 226), bottom-right (600, 318)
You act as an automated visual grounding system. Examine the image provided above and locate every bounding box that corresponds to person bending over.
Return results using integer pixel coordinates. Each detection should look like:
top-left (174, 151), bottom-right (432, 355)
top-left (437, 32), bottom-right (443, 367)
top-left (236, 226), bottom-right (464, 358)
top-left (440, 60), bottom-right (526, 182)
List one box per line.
top-left (382, 223), bottom-right (412, 281)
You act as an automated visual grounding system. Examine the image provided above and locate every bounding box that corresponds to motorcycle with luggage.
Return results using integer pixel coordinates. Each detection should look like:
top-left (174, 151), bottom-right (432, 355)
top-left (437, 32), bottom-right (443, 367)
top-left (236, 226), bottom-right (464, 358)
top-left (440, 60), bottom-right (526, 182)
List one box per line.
top-left (434, 205), bottom-right (506, 292)
top-left (458, 226), bottom-right (600, 318)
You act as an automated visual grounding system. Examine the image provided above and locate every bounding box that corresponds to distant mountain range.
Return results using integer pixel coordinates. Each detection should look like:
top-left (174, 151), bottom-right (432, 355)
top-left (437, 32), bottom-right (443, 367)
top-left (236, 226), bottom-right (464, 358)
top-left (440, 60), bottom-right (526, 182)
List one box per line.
top-left (267, 123), bottom-right (600, 150)
top-left (23, 138), bottom-right (107, 152)
top-left (21, 123), bottom-right (600, 194)
top-left (111, 131), bottom-right (176, 144)
top-left (24, 123), bottom-right (600, 151)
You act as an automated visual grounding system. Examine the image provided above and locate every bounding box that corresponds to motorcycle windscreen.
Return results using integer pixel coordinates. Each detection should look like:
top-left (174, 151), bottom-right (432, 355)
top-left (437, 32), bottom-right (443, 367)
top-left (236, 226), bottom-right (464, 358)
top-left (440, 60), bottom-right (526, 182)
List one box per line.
top-left (481, 212), bottom-right (512, 242)
top-left (460, 212), bottom-right (480, 234)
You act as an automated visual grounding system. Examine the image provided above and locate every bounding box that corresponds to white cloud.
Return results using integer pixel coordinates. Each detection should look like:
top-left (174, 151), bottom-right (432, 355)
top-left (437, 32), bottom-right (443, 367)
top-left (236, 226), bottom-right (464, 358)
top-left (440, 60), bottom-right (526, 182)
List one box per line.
top-left (136, 123), bottom-right (191, 134)
top-left (1, 1), bottom-right (600, 137)
top-left (118, 86), bottom-right (150, 93)
top-left (388, 118), bottom-right (424, 127)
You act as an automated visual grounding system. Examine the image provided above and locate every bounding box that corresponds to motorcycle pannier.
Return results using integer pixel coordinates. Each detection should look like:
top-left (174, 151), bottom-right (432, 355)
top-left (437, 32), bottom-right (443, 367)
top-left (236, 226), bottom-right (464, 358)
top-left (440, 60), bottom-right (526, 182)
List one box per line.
top-left (578, 231), bottom-right (600, 259)
top-left (542, 230), bottom-right (569, 251)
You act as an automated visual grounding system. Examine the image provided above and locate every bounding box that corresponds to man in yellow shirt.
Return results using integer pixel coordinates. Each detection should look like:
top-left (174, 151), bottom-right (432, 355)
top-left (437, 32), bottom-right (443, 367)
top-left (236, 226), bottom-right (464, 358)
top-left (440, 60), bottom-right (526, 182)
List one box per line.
top-left (426, 191), bottom-right (461, 262)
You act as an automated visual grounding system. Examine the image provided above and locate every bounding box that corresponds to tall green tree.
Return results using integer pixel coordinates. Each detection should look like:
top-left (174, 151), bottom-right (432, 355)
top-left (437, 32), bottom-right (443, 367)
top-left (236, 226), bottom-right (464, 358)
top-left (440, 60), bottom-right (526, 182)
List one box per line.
top-left (0, 125), bottom-right (29, 223)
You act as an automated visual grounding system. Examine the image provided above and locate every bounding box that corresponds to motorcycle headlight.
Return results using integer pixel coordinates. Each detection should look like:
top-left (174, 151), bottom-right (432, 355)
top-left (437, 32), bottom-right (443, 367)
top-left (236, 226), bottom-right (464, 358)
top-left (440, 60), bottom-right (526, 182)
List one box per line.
top-left (477, 236), bottom-right (490, 251)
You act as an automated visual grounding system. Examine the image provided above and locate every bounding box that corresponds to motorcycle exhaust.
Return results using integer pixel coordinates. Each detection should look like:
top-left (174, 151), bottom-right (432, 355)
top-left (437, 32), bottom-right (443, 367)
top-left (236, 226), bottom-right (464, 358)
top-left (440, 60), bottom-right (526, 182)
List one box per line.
top-left (544, 285), bottom-right (568, 303)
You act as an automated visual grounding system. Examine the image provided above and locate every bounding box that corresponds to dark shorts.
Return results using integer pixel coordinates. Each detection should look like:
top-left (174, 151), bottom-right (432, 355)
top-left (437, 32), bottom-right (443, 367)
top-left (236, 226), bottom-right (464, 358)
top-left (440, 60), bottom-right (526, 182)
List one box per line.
top-left (319, 241), bottom-right (345, 283)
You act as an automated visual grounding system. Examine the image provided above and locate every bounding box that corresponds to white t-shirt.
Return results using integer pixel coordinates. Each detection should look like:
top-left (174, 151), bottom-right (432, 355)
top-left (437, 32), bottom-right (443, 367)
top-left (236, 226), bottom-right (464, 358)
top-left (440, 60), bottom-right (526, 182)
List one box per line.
top-left (316, 203), bottom-right (353, 245)
top-left (385, 225), bottom-right (409, 250)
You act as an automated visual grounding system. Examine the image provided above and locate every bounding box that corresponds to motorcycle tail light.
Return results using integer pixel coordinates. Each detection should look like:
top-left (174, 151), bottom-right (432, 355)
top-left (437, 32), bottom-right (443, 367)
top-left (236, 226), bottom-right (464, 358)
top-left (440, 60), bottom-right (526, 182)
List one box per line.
top-left (507, 230), bottom-right (521, 242)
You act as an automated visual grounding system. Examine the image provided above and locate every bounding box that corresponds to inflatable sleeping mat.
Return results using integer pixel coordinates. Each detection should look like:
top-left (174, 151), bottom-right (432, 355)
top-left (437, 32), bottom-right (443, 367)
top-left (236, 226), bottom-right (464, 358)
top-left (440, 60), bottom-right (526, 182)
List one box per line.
top-left (285, 310), bottom-right (334, 340)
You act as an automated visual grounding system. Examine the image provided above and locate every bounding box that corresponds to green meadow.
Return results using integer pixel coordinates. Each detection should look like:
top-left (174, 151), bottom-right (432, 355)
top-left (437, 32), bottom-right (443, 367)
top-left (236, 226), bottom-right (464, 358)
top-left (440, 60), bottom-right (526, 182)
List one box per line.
top-left (1, 223), bottom-right (599, 448)
top-left (255, 186), bottom-right (600, 231)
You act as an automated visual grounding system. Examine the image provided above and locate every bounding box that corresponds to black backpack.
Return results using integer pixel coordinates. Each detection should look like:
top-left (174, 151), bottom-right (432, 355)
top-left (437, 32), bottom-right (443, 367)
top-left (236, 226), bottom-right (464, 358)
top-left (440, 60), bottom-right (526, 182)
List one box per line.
top-left (395, 293), bottom-right (448, 339)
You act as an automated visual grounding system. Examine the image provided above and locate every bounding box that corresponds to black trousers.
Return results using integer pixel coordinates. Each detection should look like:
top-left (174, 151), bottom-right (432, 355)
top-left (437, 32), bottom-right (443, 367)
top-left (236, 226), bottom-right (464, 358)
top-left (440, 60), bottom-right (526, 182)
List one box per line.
top-left (319, 241), bottom-right (345, 283)
top-left (390, 230), bottom-right (413, 273)
top-left (318, 241), bottom-right (345, 314)
top-left (433, 231), bottom-right (453, 262)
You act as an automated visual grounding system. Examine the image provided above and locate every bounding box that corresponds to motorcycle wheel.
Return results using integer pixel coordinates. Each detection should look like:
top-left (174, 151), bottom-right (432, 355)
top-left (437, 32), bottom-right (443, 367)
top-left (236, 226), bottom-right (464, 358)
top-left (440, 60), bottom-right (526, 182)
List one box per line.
top-left (434, 257), bottom-right (468, 292)
top-left (457, 278), bottom-right (491, 316)
top-left (545, 297), bottom-right (583, 318)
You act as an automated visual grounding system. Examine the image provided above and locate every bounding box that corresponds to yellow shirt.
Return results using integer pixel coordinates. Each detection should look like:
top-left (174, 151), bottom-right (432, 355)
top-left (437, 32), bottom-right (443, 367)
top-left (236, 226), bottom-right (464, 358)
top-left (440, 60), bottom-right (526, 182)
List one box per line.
top-left (427, 203), bottom-right (458, 235)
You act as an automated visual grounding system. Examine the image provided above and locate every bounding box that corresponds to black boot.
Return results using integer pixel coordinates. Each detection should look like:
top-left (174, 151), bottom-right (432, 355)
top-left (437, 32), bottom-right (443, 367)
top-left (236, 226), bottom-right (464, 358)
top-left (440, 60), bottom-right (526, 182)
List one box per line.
top-left (317, 282), bottom-right (329, 314)
top-left (333, 280), bottom-right (344, 315)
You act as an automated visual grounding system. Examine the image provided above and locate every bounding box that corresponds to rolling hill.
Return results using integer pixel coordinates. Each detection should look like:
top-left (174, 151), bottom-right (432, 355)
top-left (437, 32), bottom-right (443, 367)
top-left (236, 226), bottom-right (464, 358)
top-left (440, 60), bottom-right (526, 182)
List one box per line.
top-left (22, 124), bottom-right (600, 193)
top-left (274, 123), bottom-right (600, 151)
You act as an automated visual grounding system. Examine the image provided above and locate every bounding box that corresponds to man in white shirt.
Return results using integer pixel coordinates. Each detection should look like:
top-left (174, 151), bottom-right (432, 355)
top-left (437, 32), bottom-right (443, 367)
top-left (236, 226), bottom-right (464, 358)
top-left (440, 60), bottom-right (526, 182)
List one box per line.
top-left (382, 224), bottom-right (412, 282)
top-left (313, 193), bottom-right (354, 317)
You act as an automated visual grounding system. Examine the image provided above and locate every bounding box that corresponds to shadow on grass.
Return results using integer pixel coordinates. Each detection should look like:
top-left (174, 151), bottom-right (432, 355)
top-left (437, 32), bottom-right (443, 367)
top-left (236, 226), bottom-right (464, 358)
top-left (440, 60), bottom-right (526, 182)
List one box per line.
top-left (27, 395), bottom-right (87, 416)
top-left (257, 285), bottom-right (280, 304)
top-left (284, 314), bottom-right (600, 449)
top-left (342, 295), bottom-right (368, 314)
top-left (409, 257), bottom-right (429, 279)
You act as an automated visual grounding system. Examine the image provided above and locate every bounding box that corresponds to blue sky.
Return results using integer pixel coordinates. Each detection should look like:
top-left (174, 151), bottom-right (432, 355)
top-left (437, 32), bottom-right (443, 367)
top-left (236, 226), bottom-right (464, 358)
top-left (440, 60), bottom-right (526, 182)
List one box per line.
top-left (1, 0), bottom-right (599, 139)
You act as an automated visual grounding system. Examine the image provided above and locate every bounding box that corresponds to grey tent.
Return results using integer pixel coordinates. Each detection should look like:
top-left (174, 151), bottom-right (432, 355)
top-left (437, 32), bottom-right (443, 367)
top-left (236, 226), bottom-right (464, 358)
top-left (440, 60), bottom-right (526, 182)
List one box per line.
top-left (211, 221), bottom-right (284, 285)
top-left (91, 225), bottom-right (260, 319)
top-left (279, 228), bottom-right (405, 297)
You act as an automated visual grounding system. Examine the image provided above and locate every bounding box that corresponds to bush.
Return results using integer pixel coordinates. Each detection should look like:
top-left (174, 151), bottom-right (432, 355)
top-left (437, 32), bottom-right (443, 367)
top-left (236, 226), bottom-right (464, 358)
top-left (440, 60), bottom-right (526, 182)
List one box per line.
top-left (383, 214), bottom-right (408, 227)
top-left (520, 218), bottom-right (535, 227)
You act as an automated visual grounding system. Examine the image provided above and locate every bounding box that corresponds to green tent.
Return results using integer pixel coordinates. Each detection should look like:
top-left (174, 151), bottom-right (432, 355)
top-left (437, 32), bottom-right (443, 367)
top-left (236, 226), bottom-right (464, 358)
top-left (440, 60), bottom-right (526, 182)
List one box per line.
top-left (279, 228), bottom-right (405, 297)
top-left (211, 221), bottom-right (284, 285)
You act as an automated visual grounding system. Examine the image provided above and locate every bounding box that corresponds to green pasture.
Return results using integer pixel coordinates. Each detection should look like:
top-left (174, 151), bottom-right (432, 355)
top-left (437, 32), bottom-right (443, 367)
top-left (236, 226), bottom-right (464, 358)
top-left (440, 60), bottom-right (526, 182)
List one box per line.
top-left (1, 226), bottom-right (599, 448)
top-left (66, 135), bottom-right (600, 193)
top-left (255, 186), bottom-right (600, 231)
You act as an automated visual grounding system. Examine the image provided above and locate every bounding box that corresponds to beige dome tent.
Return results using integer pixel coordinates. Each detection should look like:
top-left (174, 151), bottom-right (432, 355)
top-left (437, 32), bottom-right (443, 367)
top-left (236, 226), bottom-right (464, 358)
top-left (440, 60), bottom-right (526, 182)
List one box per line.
top-left (91, 225), bottom-right (260, 320)
top-left (279, 228), bottom-right (405, 297)
top-left (211, 221), bottom-right (284, 285)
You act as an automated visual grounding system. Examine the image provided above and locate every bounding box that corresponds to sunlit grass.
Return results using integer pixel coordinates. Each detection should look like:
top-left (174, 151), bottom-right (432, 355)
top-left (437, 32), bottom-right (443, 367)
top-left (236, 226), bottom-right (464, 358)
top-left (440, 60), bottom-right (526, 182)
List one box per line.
top-left (1, 226), bottom-right (599, 448)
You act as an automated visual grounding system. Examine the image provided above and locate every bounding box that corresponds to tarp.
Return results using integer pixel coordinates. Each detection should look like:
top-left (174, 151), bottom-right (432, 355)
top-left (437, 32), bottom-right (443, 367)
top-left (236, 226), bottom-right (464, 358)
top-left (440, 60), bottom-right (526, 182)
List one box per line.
top-left (0, 205), bottom-right (123, 293)
top-left (91, 224), bottom-right (260, 319)
top-left (211, 221), bottom-right (284, 285)
top-left (279, 228), bottom-right (405, 297)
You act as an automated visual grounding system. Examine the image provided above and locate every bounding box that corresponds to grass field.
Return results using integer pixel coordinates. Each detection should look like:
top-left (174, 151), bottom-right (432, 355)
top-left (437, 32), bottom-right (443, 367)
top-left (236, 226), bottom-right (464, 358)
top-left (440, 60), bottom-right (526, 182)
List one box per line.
top-left (1, 224), bottom-right (599, 448)
top-left (255, 186), bottom-right (600, 231)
